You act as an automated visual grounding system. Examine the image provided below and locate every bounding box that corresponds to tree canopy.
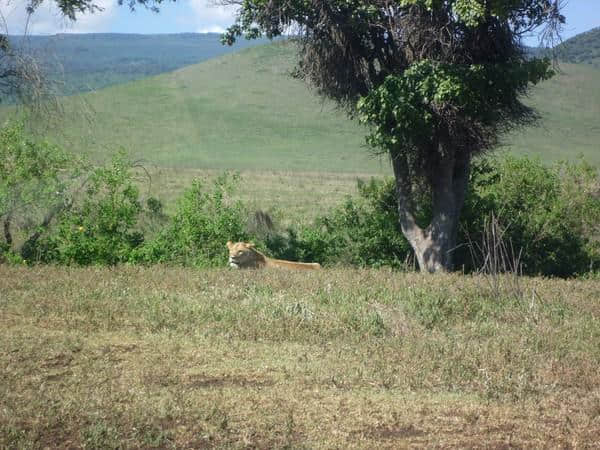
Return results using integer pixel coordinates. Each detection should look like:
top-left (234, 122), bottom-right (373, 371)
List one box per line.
top-left (221, 0), bottom-right (564, 272)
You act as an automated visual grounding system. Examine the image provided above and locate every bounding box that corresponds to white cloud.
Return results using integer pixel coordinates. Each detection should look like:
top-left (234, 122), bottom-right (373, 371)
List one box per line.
top-left (197, 24), bottom-right (225, 33)
top-left (62, 0), bottom-right (116, 33)
top-left (1, 0), bottom-right (116, 35)
top-left (187, 0), bottom-right (237, 34)
top-left (0, 0), bottom-right (238, 35)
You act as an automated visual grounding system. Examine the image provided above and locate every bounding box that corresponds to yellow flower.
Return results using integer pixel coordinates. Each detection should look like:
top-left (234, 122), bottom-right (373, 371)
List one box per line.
top-left (78, 226), bottom-right (84, 232)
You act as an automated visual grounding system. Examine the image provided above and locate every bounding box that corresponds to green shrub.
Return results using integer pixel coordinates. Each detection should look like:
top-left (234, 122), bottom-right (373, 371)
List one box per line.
top-left (275, 178), bottom-right (414, 268)
top-left (3, 117), bottom-right (596, 277)
top-left (132, 173), bottom-right (249, 267)
top-left (284, 156), bottom-right (599, 277)
top-left (459, 156), bottom-right (600, 277)
top-left (0, 120), bottom-right (76, 259)
top-left (35, 153), bottom-right (153, 265)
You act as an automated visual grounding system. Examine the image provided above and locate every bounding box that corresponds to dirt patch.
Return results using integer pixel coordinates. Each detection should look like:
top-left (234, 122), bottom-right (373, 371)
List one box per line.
top-left (185, 373), bottom-right (274, 389)
top-left (30, 423), bottom-right (80, 450)
top-left (43, 370), bottom-right (73, 382)
top-left (101, 344), bottom-right (138, 354)
top-left (363, 423), bottom-right (425, 440)
top-left (41, 353), bottom-right (73, 369)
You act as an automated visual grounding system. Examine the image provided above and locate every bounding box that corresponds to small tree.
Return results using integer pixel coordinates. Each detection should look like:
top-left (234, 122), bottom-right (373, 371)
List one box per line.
top-left (0, 120), bottom-right (76, 258)
top-left (40, 152), bottom-right (147, 265)
top-left (221, 0), bottom-right (563, 272)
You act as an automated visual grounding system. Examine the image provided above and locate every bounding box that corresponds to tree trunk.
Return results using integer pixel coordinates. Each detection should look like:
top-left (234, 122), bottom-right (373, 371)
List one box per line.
top-left (20, 200), bottom-right (71, 261)
top-left (391, 149), bottom-right (470, 273)
top-left (3, 213), bottom-right (12, 248)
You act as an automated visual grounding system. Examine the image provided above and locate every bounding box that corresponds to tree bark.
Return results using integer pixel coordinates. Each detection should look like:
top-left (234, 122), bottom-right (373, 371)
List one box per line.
top-left (19, 200), bottom-right (71, 260)
top-left (391, 148), bottom-right (470, 273)
top-left (3, 213), bottom-right (12, 248)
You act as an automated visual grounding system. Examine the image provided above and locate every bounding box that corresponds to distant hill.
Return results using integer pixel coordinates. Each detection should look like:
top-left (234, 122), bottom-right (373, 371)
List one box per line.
top-left (12, 33), bottom-right (266, 95)
top-left (555, 27), bottom-right (600, 68)
top-left (35, 42), bottom-right (383, 173)
top-left (11, 28), bottom-right (600, 98)
top-left (12, 39), bottom-right (592, 173)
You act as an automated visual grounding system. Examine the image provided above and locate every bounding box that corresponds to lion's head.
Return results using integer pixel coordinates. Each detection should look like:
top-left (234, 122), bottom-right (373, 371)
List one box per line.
top-left (226, 241), bottom-right (266, 269)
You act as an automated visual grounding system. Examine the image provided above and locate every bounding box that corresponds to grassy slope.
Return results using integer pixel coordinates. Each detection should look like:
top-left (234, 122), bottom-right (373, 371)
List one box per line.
top-left (54, 42), bottom-right (385, 173)
top-left (555, 27), bottom-right (600, 69)
top-left (1, 266), bottom-right (599, 447)
top-left (503, 62), bottom-right (600, 163)
top-left (17, 33), bottom-right (265, 96)
top-left (144, 168), bottom-right (367, 224)
top-left (44, 41), bottom-right (599, 174)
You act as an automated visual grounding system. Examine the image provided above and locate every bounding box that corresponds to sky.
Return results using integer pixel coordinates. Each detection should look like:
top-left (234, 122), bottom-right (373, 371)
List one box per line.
top-left (1, 0), bottom-right (598, 45)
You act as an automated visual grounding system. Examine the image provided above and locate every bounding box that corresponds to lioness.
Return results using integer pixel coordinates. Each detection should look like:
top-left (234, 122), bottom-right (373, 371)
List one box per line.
top-left (226, 241), bottom-right (321, 270)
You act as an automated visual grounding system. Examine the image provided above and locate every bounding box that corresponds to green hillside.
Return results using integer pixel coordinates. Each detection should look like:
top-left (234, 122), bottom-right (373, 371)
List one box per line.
top-left (50, 42), bottom-right (385, 173)
top-left (13, 33), bottom-right (265, 96)
top-left (555, 27), bottom-right (600, 68)
top-left (503, 62), bottom-right (600, 164)
top-left (26, 41), bottom-right (600, 171)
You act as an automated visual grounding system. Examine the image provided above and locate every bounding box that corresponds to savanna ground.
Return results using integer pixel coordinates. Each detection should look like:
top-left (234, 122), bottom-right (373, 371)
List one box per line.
top-left (2, 265), bottom-right (599, 448)
top-left (3, 114), bottom-right (600, 448)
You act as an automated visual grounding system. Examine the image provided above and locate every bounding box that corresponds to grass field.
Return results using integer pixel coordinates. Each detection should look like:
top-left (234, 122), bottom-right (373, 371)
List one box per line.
top-left (142, 168), bottom-right (369, 225)
top-left (23, 41), bottom-right (599, 175)
top-left (49, 42), bottom-right (385, 174)
top-left (2, 265), bottom-right (599, 448)
top-left (504, 62), bottom-right (600, 164)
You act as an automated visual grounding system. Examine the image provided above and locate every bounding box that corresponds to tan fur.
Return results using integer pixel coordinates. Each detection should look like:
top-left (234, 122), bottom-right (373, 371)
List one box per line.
top-left (226, 241), bottom-right (321, 270)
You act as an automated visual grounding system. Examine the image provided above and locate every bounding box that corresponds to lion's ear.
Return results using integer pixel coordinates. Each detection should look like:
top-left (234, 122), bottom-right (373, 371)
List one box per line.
top-left (226, 241), bottom-right (233, 249)
top-left (248, 242), bottom-right (255, 248)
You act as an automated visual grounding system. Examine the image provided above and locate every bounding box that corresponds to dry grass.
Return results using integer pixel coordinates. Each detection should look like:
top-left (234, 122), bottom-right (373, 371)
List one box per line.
top-left (140, 168), bottom-right (375, 226)
top-left (1, 265), bottom-right (600, 448)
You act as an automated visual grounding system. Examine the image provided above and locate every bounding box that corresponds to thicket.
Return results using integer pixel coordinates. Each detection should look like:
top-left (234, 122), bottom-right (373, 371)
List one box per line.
top-left (0, 122), bottom-right (77, 263)
top-left (130, 174), bottom-right (249, 267)
top-left (33, 153), bottom-right (155, 265)
top-left (459, 157), bottom-right (599, 276)
top-left (1, 122), bottom-right (598, 277)
top-left (287, 156), bottom-right (599, 277)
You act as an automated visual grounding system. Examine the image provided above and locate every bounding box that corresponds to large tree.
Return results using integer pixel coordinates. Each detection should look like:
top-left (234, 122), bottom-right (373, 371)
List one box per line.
top-left (220, 0), bottom-right (563, 272)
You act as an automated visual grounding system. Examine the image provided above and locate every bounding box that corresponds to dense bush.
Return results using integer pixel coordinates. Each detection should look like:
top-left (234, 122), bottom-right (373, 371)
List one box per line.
top-left (458, 156), bottom-right (600, 276)
top-left (267, 179), bottom-right (414, 268)
top-left (131, 173), bottom-right (249, 267)
top-left (292, 156), bottom-right (599, 277)
top-left (0, 120), bottom-right (248, 268)
top-left (34, 153), bottom-right (155, 265)
top-left (2, 119), bottom-right (597, 277)
top-left (0, 121), bottom-right (75, 261)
